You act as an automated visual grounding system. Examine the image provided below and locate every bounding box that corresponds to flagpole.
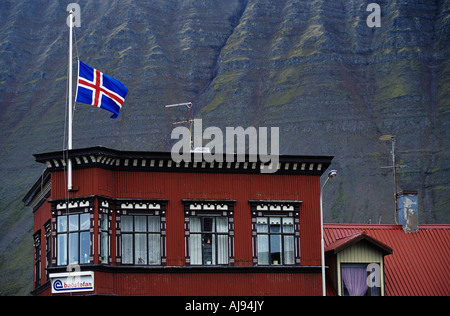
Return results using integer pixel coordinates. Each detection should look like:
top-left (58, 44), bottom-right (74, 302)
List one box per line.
top-left (67, 10), bottom-right (73, 191)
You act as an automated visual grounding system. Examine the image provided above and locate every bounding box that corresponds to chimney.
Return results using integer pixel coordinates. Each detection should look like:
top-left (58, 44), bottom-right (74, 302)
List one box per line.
top-left (397, 191), bottom-right (419, 233)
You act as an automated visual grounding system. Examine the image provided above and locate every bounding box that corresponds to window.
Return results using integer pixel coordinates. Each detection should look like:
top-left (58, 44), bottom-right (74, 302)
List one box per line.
top-left (52, 198), bottom-right (94, 267)
top-left (256, 217), bottom-right (295, 265)
top-left (121, 215), bottom-right (161, 265)
top-left (341, 264), bottom-right (381, 296)
top-left (33, 231), bottom-right (41, 288)
top-left (183, 200), bottom-right (235, 266)
top-left (250, 200), bottom-right (301, 266)
top-left (99, 199), bottom-right (112, 264)
top-left (44, 221), bottom-right (51, 281)
top-left (100, 213), bottom-right (109, 263)
top-left (116, 199), bottom-right (167, 266)
top-left (190, 216), bottom-right (229, 265)
top-left (56, 212), bottom-right (91, 265)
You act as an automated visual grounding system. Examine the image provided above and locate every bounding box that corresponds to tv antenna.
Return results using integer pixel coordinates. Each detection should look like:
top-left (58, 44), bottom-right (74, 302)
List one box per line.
top-left (379, 135), bottom-right (407, 224)
top-left (165, 102), bottom-right (194, 149)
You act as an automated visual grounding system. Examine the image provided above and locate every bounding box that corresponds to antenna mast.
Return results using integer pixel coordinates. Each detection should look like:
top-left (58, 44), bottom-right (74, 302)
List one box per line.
top-left (379, 135), bottom-right (406, 224)
top-left (165, 102), bottom-right (194, 149)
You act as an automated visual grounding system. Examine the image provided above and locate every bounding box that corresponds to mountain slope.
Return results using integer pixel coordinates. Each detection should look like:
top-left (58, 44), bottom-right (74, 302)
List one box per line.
top-left (0, 0), bottom-right (448, 295)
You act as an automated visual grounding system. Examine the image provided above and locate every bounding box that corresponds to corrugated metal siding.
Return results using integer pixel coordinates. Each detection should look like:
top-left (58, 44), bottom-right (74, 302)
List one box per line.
top-left (324, 224), bottom-right (450, 296)
top-left (45, 167), bottom-right (323, 295)
top-left (33, 201), bottom-right (52, 290)
top-left (338, 242), bottom-right (383, 263)
top-left (51, 169), bottom-right (322, 269)
top-left (94, 271), bottom-right (321, 296)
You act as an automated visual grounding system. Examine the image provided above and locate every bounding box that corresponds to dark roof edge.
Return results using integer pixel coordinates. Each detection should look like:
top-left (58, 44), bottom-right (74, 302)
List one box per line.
top-left (33, 146), bottom-right (334, 163)
top-left (32, 146), bottom-right (334, 176)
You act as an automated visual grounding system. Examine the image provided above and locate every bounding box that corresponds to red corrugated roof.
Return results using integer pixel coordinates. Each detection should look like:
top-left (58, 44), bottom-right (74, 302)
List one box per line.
top-left (323, 224), bottom-right (450, 296)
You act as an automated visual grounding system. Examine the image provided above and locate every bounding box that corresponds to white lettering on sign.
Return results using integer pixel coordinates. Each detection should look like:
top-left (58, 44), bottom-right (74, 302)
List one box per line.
top-left (50, 271), bottom-right (94, 294)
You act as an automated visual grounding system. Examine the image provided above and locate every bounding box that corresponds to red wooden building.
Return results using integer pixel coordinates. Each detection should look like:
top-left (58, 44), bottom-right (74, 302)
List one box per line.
top-left (24, 146), bottom-right (333, 296)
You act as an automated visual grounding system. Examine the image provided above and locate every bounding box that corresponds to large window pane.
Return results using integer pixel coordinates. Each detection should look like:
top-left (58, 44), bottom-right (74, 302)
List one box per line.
top-left (135, 233), bottom-right (147, 264)
top-left (217, 235), bottom-right (228, 265)
top-left (69, 215), bottom-right (78, 232)
top-left (69, 232), bottom-right (79, 264)
top-left (203, 233), bottom-right (214, 265)
top-left (190, 234), bottom-right (202, 265)
top-left (282, 217), bottom-right (294, 233)
top-left (135, 216), bottom-right (147, 232)
top-left (101, 214), bottom-right (108, 230)
top-left (270, 234), bottom-right (282, 264)
top-left (216, 217), bottom-right (228, 233)
top-left (57, 216), bottom-right (67, 233)
top-left (80, 213), bottom-right (90, 230)
top-left (121, 216), bottom-right (133, 232)
top-left (257, 235), bottom-right (269, 265)
top-left (190, 217), bottom-right (201, 232)
top-left (284, 235), bottom-right (295, 264)
top-left (57, 234), bottom-right (67, 265)
top-left (269, 217), bottom-right (281, 233)
top-left (101, 232), bottom-right (108, 263)
top-left (148, 234), bottom-right (160, 265)
top-left (148, 216), bottom-right (160, 232)
top-left (203, 217), bottom-right (214, 232)
top-left (80, 232), bottom-right (90, 264)
top-left (122, 234), bottom-right (133, 264)
top-left (256, 217), bottom-right (268, 233)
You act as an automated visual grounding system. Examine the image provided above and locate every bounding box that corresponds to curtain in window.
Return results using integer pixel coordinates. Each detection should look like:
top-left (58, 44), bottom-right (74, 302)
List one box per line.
top-left (148, 216), bottom-right (161, 265)
top-left (57, 234), bottom-right (67, 265)
top-left (284, 235), bottom-right (294, 264)
top-left (342, 266), bottom-right (368, 296)
top-left (217, 217), bottom-right (228, 265)
top-left (256, 217), bottom-right (269, 265)
top-left (190, 217), bottom-right (202, 265)
top-left (100, 214), bottom-right (108, 263)
top-left (121, 216), bottom-right (133, 264)
top-left (122, 216), bottom-right (133, 232)
top-left (135, 234), bottom-right (147, 264)
top-left (80, 232), bottom-right (90, 264)
top-left (148, 234), bottom-right (161, 264)
top-left (69, 233), bottom-right (79, 264)
top-left (100, 231), bottom-right (108, 263)
top-left (122, 234), bottom-right (133, 264)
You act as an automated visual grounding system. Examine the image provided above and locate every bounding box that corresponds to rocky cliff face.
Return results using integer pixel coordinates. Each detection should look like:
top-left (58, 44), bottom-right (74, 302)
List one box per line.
top-left (0, 0), bottom-right (448, 295)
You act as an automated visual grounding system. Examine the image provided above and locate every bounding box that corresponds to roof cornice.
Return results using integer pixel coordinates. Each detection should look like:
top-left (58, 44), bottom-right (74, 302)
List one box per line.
top-left (33, 146), bottom-right (334, 176)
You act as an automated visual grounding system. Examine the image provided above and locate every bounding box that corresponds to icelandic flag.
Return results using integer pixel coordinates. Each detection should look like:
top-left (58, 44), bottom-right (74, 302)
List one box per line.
top-left (75, 60), bottom-right (128, 118)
